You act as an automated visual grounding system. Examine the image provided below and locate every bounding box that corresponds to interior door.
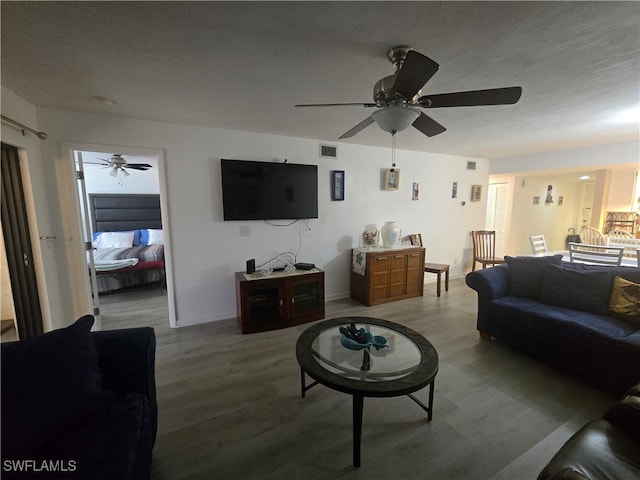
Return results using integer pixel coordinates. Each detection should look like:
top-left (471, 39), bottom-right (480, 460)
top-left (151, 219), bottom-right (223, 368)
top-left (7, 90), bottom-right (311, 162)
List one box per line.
top-left (486, 183), bottom-right (508, 256)
top-left (1, 143), bottom-right (43, 339)
top-left (75, 151), bottom-right (102, 330)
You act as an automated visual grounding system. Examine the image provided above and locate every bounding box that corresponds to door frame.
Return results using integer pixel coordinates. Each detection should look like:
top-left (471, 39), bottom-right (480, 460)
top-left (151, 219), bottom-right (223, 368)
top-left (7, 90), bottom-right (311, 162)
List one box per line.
top-left (61, 142), bottom-right (176, 329)
top-left (488, 177), bottom-right (515, 257)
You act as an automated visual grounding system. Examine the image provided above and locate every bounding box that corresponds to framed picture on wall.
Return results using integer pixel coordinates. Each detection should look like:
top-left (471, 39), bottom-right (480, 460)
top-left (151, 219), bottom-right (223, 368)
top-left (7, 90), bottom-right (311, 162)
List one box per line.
top-left (471, 184), bottom-right (482, 202)
top-left (331, 170), bottom-right (345, 201)
top-left (383, 168), bottom-right (400, 190)
top-left (412, 182), bottom-right (419, 200)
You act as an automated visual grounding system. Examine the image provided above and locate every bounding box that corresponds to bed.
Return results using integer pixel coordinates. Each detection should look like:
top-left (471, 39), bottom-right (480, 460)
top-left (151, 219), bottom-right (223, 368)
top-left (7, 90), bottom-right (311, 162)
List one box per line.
top-left (89, 194), bottom-right (165, 294)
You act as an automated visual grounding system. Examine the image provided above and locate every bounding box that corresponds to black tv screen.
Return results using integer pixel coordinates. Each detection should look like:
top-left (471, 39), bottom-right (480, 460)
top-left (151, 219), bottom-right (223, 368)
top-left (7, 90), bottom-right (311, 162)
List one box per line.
top-left (221, 159), bottom-right (318, 221)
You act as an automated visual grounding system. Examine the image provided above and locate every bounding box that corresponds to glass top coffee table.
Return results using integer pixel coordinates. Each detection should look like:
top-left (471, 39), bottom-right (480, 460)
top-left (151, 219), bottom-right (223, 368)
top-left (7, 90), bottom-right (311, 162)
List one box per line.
top-left (295, 316), bottom-right (439, 467)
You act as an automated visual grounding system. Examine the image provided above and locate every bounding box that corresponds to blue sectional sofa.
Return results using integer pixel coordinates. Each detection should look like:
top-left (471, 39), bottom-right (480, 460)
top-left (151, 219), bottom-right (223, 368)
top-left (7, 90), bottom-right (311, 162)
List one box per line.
top-left (1, 316), bottom-right (157, 480)
top-left (466, 256), bottom-right (640, 393)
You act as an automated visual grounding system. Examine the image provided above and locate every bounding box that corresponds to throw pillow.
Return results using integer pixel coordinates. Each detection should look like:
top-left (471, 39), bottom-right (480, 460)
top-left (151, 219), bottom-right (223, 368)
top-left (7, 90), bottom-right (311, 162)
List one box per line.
top-left (93, 231), bottom-right (135, 248)
top-left (505, 254), bottom-right (563, 299)
top-left (147, 229), bottom-right (164, 245)
top-left (609, 276), bottom-right (640, 323)
top-left (539, 264), bottom-right (612, 315)
top-left (140, 228), bottom-right (164, 245)
top-left (1, 315), bottom-right (103, 457)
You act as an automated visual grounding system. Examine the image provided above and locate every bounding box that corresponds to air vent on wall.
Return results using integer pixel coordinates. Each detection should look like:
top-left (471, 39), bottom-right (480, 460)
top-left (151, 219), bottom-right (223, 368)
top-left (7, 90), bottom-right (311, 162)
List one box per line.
top-left (467, 161), bottom-right (477, 170)
top-left (320, 144), bottom-right (337, 158)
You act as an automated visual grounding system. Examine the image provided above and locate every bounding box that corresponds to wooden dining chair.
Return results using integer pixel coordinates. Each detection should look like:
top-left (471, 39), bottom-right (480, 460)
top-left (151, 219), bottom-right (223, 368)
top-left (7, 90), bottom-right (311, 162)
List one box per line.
top-left (471, 230), bottom-right (505, 271)
top-left (579, 227), bottom-right (606, 246)
top-left (529, 235), bottom-right (548, 255)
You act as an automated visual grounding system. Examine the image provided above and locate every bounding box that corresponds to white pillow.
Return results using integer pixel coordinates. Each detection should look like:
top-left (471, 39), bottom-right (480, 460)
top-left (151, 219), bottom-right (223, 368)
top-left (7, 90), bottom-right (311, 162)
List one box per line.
top-left (94, 231), bottom-right (134, 249)
top-left (147, 229), bottom-right (164, 245)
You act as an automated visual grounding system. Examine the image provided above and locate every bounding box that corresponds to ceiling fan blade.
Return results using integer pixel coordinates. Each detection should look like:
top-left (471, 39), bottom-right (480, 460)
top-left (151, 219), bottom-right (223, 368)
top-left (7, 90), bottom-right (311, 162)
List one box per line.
top-left (393, 50), bottom-right (439, 100)
top-left (418, 86), bottom-right (522, 108)
top-left (125, 164), bottom-right (152, 171)
top-left (295, 102), bottom-right (377, 108)
top-left (338, 116), bottom-right (375, 139)
top-left (412, 112), bottom-right (447, 137)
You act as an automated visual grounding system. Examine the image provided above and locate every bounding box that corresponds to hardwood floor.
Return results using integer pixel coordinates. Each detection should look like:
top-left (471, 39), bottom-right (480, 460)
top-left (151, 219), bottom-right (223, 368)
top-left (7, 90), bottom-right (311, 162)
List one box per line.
top-left (100, 280), bottom-right (616, 480)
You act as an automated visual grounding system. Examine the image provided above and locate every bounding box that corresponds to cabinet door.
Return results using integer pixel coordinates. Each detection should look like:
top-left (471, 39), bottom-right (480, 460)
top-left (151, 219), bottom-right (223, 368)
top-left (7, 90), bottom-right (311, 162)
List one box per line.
top-left (389, 253), bottom-right (408, 296)
top-left (287, 273), bottom-right (325, 321)
top-left (242, 280), bottom-right (286, 327)
top-left (370, 254), bottom-right (390, 300)
top-left (405, 252), bottom-right (423, 295)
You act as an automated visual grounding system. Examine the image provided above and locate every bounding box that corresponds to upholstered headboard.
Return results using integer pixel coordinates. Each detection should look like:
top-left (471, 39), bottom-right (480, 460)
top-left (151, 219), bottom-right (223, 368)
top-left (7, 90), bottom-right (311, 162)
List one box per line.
top-left (89, 194), bottom-right (162, 233)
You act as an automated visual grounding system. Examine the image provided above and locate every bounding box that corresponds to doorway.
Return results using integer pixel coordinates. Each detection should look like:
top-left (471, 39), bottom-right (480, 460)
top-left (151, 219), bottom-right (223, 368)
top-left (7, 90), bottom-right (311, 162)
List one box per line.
top-left (71, 145), bottom-right (175, 330)
top-left (1, 143), bottom-right (43, 340)
top-left (486, 182), bottom-right (509, 256)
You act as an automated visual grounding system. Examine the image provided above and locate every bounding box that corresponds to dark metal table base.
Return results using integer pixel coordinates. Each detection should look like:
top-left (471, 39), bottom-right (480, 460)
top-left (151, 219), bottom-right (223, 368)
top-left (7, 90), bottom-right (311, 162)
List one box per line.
top-left (300, 369), bottom-right (435, 467)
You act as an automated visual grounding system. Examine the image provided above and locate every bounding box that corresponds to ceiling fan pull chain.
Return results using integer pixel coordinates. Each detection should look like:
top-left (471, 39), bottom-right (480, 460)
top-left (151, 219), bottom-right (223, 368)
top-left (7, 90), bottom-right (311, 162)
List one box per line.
top-left (391, 132), bottom-right (397, 169)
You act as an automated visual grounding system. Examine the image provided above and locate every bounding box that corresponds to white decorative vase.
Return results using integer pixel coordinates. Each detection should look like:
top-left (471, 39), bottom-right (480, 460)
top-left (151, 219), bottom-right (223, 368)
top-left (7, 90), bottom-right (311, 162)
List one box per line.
top-left (381, 221), bottom-right (400, 247)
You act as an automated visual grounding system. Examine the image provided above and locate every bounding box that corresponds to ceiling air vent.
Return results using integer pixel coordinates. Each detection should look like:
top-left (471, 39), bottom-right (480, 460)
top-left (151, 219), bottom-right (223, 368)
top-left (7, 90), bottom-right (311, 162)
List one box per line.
top-left (320, 144), bottom-right (337, 158)
top-left (467, 161), bottom-right (477, 170)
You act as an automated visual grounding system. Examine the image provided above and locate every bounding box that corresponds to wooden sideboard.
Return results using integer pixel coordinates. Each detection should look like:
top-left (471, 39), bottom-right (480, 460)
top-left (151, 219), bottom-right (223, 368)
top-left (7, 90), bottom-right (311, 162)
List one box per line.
top-left (350, 246), bottom-right (425, 306)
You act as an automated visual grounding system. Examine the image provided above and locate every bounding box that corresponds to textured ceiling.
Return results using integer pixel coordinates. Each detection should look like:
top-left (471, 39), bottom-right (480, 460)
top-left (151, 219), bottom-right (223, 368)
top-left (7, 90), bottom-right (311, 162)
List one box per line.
top-left (2, 1), bottom-right (639, 159)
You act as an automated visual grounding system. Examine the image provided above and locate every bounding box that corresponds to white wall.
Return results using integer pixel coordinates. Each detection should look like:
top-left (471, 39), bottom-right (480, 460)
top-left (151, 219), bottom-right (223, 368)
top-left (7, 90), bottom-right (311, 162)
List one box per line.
top-left (30, 104), bottom-right (489, 328)
top-left (507, 176), bottom-right (581, 254)
top-left (608, 167), bottom-right (638, 211)
top-left (490, 142), bottom-right (640, 175)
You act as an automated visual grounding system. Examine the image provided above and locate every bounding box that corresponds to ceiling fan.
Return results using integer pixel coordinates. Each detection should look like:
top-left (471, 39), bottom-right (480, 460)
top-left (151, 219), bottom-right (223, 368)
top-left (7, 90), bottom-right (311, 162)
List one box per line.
top-left (295, 46), bottom-right (522, 139)
top-left (86, 153), bottom-right (152, 175)
top-left (82, 154), bottom-right (153, 184)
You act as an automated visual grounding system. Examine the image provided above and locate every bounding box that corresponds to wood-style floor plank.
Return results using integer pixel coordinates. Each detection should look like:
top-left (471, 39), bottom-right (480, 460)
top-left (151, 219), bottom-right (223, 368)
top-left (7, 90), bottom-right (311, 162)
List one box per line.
top-left (100, 279), bottom-right (616, 480)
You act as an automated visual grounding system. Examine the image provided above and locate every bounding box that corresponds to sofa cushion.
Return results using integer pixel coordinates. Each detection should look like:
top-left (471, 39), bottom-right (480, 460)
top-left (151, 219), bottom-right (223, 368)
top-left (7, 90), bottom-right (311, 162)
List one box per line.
top-left (540, 264), bottom-right (612, 315)
top-left (1, 316), bottom-right (103, 457)
top-left (505, 254), bottom-right (563, 299)
top-left (609, 276), bottom-right (640, 324)
top-left (491, 296), bottom-right (633, 348)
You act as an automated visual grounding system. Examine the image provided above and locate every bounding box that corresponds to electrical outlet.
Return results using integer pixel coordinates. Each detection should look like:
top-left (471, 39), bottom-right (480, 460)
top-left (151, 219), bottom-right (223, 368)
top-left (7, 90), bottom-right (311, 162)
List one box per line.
top-left (239, 226), bottom-right (250, 237)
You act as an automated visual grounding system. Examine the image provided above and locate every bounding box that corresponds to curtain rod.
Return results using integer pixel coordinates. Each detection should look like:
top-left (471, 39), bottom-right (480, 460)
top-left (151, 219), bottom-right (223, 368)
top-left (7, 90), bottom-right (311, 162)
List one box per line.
top-left (0, 114), bottom-right (48, 140)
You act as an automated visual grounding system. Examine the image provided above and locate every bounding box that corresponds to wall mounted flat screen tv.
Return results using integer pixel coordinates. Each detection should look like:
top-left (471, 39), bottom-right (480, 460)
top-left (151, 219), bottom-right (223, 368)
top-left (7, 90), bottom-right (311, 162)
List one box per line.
top-left (221, 159), bottom-right (318, 221)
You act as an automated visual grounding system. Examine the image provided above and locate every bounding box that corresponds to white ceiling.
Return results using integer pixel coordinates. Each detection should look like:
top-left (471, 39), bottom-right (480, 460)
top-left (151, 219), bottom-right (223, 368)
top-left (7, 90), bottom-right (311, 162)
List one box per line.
top-left (2, 1), bottom-right (639, 159)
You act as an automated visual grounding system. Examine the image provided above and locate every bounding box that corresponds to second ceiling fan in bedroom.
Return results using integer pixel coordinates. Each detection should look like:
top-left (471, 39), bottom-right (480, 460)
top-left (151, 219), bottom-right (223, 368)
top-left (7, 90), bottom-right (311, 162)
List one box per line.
top-left (84, 154), bottom-right (153, 184)
top-left (295, 46), bottom-right (523, 140)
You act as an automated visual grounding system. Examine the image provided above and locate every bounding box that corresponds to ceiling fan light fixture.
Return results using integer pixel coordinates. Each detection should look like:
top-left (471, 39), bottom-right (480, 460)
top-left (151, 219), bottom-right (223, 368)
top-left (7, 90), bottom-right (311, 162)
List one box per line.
top-left (109, 168), bottom-right (118, 177)
top-left (371, 106), bottom-right (420, 134)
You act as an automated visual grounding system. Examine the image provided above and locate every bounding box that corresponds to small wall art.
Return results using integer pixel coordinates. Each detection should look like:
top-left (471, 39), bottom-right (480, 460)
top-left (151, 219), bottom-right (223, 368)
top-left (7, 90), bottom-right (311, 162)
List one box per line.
top-left (558, 196), bottom-right (564, 206)
top-left (533, 196), bottom-right (540, 205)
top-left (452, 181), bottom-right (458, 199)
top-left (545, 184), bottom-right (554, 205)
top-left (331, 170), bottom-right (345, 201)
top-left (412, 182), bottom-right (419, 200)
top-left (382, 168), bottom-right (400, 190)
top-left (471, 184), bottom-right (482, 202)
